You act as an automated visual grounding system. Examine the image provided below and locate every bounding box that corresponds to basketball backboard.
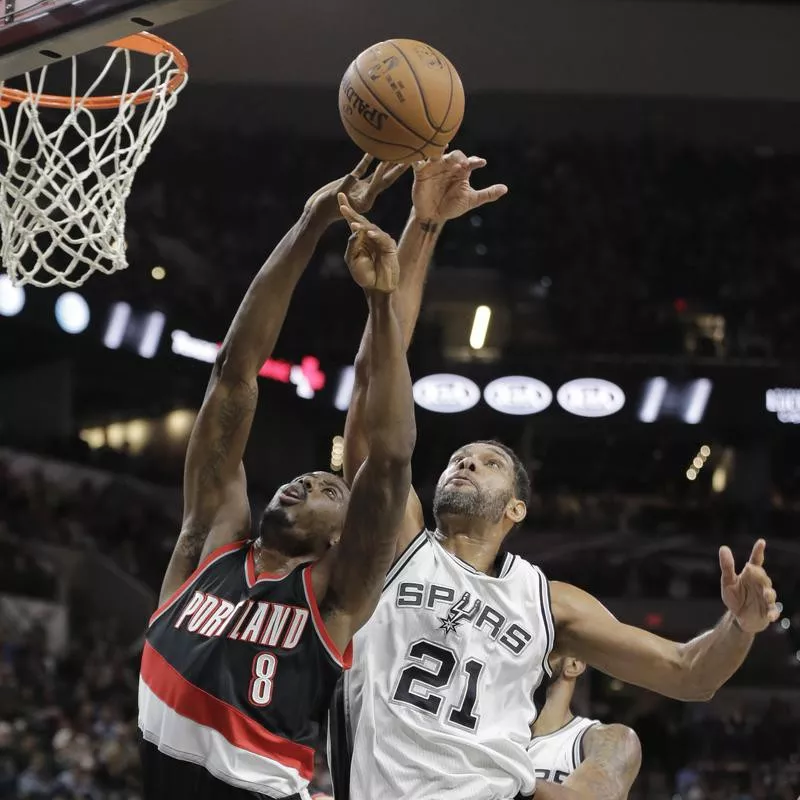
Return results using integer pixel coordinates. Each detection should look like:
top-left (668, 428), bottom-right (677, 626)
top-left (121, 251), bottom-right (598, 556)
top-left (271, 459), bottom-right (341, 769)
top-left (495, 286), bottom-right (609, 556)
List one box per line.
top-left (0, 0), bottom-right (233, 79)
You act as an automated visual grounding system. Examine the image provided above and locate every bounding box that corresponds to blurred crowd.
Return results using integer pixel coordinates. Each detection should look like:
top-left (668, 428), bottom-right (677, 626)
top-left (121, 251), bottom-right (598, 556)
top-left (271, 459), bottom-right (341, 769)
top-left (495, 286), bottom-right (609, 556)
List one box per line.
top-left (0, 626), bottom-right (796, 800)
top-left (110, 132), bottom-right (800, 364)
top-left (1, 448), bottom-right (798, 609)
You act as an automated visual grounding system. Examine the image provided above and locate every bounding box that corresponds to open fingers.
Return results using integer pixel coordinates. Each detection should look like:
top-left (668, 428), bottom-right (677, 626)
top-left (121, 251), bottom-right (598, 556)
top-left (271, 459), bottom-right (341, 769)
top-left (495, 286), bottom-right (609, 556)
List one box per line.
top-left (380, 162), bottom-right (411, 186)
top-left (719, 545), bottom-right (737, 586)
top-left (338, 192), bottom-right (370, 229)
top-left (350, 154), bottom-right (375, 179)
top-left (749, 538), bottom-right (766, 567)
top-left (466, 156), bottom-right (488, 171)
top-left (365, 228), bottom-right (397, 253)
top-left (470, 183), bottom-right (509, 209)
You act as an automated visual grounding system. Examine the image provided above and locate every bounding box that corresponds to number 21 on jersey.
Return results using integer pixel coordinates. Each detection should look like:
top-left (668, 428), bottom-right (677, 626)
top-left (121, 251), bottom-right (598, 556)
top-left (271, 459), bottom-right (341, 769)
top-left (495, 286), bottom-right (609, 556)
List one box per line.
top-left (391, 640), bottom-right (485, 731)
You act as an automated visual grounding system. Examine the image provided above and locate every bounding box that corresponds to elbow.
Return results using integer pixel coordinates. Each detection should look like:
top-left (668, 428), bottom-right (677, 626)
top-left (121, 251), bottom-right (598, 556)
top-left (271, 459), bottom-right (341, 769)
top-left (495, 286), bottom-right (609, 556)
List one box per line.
top-left (353, 347), bottom-right (370, 384)
top-left (370, 425), bottom-right (417, 467)
top-left (675, 648), bottom-right (719, 702)
top-left (213, 347), bottom-right (253, 387)
top-left (681, 680), bottom-right (717, 702)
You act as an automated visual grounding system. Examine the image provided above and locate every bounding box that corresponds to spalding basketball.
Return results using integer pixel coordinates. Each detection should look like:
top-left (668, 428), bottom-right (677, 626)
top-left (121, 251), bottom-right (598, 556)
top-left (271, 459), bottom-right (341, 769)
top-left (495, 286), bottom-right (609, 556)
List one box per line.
top-left (338, 39), bottom-right (465, 164)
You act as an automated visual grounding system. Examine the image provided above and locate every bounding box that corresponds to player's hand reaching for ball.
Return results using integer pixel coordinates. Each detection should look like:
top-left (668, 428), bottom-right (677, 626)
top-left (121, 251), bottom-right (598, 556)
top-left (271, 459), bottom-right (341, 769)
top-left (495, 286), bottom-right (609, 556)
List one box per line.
top-left (339, 193), bottom-right (399, 294)
top-left (412, 150), bottom-right (508, 224)
top-left (305, 155), bottom-right (408, 226)
top-left (719, 539), bottom-right (780, 634)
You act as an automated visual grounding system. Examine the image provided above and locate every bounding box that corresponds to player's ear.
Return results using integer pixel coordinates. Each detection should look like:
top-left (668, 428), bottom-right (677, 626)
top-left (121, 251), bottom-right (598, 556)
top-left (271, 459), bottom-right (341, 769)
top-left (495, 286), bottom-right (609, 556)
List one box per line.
top-left (506, 498), bottom-right (526, 525)
top-left (563, 658), bottom-right (586, 680)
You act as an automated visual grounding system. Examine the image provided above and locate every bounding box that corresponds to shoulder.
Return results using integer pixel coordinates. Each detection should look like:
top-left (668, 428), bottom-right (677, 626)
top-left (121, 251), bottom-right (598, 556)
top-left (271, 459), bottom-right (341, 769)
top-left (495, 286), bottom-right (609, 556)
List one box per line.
top-left (583, 722), bottom-right (642, 768)
top-left (549, 580), bottom-right (617, 629)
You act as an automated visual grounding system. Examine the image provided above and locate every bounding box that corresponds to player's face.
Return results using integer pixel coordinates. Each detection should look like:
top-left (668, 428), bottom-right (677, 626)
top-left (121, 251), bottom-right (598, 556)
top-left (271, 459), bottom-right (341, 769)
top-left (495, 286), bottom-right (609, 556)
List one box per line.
top-left (433, 442), bottom-right (517, 525)
top-left (260, 471), bottom-right (350, 558)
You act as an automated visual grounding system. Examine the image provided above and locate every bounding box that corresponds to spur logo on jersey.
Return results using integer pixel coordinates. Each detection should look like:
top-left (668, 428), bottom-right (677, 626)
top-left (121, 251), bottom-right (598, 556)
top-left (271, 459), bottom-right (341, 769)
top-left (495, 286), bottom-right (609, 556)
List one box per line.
top-left (396, 581), bottom-right (532, 656)
top-left (174, 590), bottom-right (310, 649)
top-left (438, 591), bottom-right (481, 636)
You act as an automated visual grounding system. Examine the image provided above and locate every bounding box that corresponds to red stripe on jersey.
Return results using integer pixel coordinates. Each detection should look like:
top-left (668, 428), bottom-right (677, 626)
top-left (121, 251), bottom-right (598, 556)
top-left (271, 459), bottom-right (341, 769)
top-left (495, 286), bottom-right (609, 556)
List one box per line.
top-left (245, 546), bottom-right (291, 586)
top-left (302, 566), bottom-right (353, 670)
top-left (149, 540), bottom-right (248, 627)
top-left (140, 641), bottom-right (315, 779)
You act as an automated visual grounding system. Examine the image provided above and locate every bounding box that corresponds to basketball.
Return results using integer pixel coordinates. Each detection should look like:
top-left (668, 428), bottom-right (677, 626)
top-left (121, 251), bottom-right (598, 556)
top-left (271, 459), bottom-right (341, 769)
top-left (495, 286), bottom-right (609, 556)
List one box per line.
top-left (338, 39), bottom-right (465, 164)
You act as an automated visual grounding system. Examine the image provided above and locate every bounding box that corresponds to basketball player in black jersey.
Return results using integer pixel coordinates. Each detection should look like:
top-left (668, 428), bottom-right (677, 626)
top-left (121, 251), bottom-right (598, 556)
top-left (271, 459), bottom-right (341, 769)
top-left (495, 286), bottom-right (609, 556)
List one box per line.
top-left (138, 158), bottom-right (416, 800)
top-left (338, 150), bottom-right (780, 799)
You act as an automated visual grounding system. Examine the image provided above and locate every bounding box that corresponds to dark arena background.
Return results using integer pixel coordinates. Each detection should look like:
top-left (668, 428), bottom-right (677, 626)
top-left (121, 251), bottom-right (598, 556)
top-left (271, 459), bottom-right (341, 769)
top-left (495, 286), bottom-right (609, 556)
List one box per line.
top-left (1, 0), bottom-right (800, 798)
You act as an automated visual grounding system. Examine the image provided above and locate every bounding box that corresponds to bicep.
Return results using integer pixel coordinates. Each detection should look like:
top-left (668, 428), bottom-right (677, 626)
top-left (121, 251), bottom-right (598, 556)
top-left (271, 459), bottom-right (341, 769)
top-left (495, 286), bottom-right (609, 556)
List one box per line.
top-left (183, 371), bottom-right (257, 529)
top-left (323, 455), bottom-right (412, 634)
top-left (160, 473), bottom-right (251, 605)
top-left (393, 487), bottom-right (425, 558)
top-left (161, 373), bottom-right (256, 603)
top-left (552, 581), bottom-right (685, 695)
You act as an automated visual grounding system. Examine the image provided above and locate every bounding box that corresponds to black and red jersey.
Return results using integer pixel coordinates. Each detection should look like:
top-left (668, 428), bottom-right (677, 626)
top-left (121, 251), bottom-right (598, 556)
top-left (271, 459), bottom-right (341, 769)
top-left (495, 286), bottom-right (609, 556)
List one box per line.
top-left (139, 540), bottom-right (351, 798)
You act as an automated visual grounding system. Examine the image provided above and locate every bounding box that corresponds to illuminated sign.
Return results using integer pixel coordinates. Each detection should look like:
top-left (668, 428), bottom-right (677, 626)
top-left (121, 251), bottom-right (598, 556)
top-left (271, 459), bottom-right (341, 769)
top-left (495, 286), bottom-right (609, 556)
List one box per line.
top-left (413, 374), bottom-right (481, 414)
top-left (170, 330), bottom-right (326, 398)
top-left (556, 378), bottom-right (626, 418)
top-left (171, 329), bottom-right (216, 363)
top-left (55, 292), bottom-right (90, 334)
top-left (638, 377), bottom-right (713, 424)
top-left (483, 376), bottom-right (552, 416)
top-left (0, 275), bottom-right (24, 317)
top-left (766, 388), bottom-right (800, 424)
top-left (103, 302), bottom-right (164, 357)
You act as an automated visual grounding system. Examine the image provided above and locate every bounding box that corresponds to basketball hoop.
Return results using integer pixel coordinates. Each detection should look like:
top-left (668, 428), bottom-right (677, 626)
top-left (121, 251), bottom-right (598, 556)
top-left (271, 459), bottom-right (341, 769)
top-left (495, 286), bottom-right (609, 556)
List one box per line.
top-left (0, 32), bottom-right (189, 287)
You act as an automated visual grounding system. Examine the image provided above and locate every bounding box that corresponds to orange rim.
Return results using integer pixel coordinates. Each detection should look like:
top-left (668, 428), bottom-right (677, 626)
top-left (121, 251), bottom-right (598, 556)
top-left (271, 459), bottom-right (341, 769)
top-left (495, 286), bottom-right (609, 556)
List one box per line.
top-left (0, 32), bottom-right (188, 110)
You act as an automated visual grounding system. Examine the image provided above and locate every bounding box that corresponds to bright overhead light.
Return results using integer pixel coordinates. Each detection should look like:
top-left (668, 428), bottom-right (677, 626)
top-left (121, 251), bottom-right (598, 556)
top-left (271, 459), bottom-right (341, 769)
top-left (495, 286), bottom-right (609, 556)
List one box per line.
top-left (469, 305), bottom-right (492, 350)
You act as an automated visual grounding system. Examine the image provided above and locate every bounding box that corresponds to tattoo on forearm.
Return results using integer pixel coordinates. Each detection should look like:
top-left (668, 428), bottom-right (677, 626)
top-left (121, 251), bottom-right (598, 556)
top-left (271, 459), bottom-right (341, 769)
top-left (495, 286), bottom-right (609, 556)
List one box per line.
top-left (418, 220), bottom-right (439, 234)
top-left (200, 380), bottom-right (257, 486)
top-left (567, 725), bottom-right (641, 800)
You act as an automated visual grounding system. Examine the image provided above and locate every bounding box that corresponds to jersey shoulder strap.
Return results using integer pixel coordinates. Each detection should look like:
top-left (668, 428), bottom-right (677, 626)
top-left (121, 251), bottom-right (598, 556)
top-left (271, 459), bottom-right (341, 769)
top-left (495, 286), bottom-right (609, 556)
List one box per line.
top-left (149, 539), bottom-right (249, 627)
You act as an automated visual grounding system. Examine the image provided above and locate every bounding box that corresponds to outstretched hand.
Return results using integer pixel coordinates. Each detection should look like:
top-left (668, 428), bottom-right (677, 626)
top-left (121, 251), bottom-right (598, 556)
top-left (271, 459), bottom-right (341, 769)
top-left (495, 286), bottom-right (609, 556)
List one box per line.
top-left (719, 539), bottom-right (780, 634)
top-left (305, 155), bottom-right (409, 226)
top-left (338, 193), bottom-right (399, 294)
top-left (412, 149), bottom-right (508, 223)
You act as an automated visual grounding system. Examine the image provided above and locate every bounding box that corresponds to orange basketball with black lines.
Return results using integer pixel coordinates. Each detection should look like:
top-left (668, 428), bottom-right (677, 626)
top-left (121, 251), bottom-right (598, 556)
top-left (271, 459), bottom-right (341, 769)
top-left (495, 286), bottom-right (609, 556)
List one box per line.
top-left (338, 39), bottom-right (465, 164)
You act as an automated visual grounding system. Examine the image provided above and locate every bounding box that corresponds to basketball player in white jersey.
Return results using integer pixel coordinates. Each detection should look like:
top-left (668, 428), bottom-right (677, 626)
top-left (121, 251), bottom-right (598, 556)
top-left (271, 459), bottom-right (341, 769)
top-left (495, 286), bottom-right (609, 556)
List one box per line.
top-left (528, 656), bottom-right (640, 799)
top-left (330, 150), bottom-right (780, 800)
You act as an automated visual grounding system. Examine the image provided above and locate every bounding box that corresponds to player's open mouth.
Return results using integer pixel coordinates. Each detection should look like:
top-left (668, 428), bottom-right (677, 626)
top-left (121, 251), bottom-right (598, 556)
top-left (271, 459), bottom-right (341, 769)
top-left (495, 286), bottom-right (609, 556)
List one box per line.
top-left (279, 485), bottom-right (305, 505)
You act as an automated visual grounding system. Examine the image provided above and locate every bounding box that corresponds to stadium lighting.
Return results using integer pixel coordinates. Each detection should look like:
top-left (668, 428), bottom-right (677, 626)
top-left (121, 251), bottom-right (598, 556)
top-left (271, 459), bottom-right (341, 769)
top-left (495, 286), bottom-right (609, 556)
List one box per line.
top-left (469, 305), bottom-right (491, 350)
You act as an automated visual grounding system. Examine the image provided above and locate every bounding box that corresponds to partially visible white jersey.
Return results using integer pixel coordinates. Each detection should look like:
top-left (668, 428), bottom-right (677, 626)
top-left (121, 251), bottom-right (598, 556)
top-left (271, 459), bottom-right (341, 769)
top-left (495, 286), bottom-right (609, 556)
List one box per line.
top-left (526, 716), bottom-right (600, 786)
top-left (338, 530), bottom-right (555, 800)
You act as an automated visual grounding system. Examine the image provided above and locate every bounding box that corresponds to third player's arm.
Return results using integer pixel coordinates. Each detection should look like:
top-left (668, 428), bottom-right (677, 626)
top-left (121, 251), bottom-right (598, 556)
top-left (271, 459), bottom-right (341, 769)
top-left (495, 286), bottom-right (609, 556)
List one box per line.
top-left (563, 724), bottom-right (642, 800)
top-left (551, 581), bottom-right (753, 701)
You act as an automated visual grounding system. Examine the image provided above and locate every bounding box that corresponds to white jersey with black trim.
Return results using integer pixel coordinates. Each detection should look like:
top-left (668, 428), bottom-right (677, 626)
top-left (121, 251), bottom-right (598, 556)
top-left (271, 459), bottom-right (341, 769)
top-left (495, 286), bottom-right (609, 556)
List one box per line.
top-left (340, 529), bottom-right (555, 800)
top-left (526, 716), bottom-right (600, 786)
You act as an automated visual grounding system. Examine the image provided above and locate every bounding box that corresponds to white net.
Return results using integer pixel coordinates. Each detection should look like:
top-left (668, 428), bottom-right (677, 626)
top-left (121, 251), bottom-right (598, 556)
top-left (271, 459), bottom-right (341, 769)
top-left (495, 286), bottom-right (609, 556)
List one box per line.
top-left (0, 39), bottom-right (188, 287)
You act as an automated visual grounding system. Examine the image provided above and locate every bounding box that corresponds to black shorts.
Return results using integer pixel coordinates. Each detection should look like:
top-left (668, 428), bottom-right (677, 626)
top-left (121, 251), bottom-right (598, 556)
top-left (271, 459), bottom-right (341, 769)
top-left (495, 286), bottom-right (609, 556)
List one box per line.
top-left (139, 738), bottom-right (303, 800)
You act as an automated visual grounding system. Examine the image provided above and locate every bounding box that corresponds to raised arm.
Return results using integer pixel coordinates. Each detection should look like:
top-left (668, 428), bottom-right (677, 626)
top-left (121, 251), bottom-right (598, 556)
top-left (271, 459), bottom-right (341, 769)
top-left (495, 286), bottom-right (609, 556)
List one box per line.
top-left (318, 197), bottom-right (416, 649)
top-left (343, 151), bottom-right (508, 553)
top-left (551, 540), bottom-right (779, 701)
top-left (159, 158), bottom-right (406, 605)
top-left (563, 724), bottom-right (642, 800)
